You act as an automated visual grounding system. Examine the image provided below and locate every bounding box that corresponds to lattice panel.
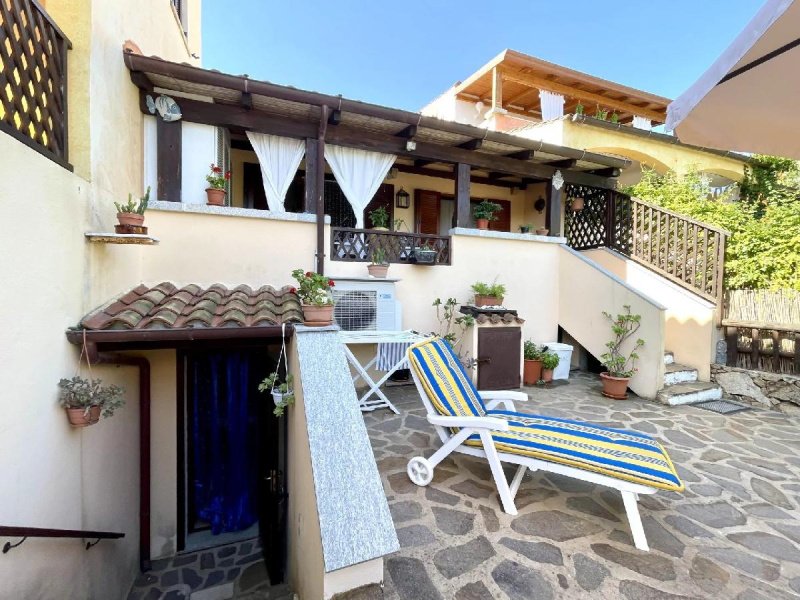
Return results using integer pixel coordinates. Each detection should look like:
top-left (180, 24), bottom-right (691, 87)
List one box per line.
top-left (0, 0), bottom-right (69, 161)
top-left (564, 184), bottom-right (610, 250)
top-left (331, 228), bottom-right (451, 265)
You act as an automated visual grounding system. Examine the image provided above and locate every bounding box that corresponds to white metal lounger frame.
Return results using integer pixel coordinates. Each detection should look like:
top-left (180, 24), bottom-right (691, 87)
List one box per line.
top-left (406, 372), bottom-right (656, 551)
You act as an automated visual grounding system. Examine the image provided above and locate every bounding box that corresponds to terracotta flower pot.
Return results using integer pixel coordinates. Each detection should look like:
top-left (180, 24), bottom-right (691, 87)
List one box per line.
top-left (476, 218), bottom-right (489, 230)
top-left (600, 372), bottom-right (630, 399)
top-left (474, 295), bottom-right (503, 307)
top-left (367, 264), bottom-right (389, 278)
top-left (302, 304), bottom-right (334, 327)
top-left (66, 405), bottom-right (101, 427)
top-left (542, 368), bottom-right (554, 383)
top-left (523, 359), bottom-right (542, 385)
top-left (206, 188), bottom-right (226, 206)
top-left (535, 228), bottom-right (549, 236)
top-left (117, 212), bottom-right (144, 227)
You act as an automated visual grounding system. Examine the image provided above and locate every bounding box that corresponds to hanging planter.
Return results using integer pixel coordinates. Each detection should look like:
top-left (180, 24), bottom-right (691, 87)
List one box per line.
top-left (58, 377), bottom-right (125, 428)
top-left (259, 324), bottom-right (295, 416)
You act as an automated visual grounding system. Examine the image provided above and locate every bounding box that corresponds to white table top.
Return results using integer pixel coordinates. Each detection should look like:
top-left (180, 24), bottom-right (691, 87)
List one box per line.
top-left (338, 330), bottom-right (427, 344)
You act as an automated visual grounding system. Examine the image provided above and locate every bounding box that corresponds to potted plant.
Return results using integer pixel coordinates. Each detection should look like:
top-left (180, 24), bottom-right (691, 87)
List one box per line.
top-left (610, 112), bottom-right (620, 124)
top-left (473, 200), bottom-right (501, 230)
top-left (523, 341), bottom-right (543, 385)
top-left (413, 242), bottom-right (437, 264)
top-left (471, 281), bottom-right (506, 307)
top-left (599, 305), bottom-right (645, 399)
top-left (575, 101), bottom-right (585, 116)
top-left (114, 186), bottom-right (150, 228)
top-left (205, 163), bottom-right (231, 206)
top-left (291, 269), bottom-right (335, 326)
top-left (259, 373), bottom-right (295, 417)
top-left (58, 376), bottom-right (125, 427)
top-left (595, 106), bottom-right (609, 120)
top-left (541, 351), bottom-right (560, 383)
top-left (519, 224), bottom-right (532, 234)
top-left (368, 248), bottom-right (390, 278)
top-left (535, 227), bottom-right (549, 236)
top-left (368, 206), bottom-right (390, 231)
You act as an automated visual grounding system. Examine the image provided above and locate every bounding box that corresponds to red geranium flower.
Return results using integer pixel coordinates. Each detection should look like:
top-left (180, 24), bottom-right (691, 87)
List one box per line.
top-left (289, 286), bottom-right (297, 294)
top-left (305, 271), bottom-right (312, 277)
top-left (212, 166), bottom-right (222, 174)
top-left (328, 280), bottom-right (335, 287)
top-left (224, 171), bottom-right (231, 179)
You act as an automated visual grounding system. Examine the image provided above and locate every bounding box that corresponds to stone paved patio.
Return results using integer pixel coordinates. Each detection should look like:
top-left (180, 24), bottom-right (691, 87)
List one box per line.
top-left (365, 373), bottom-right (800, 599)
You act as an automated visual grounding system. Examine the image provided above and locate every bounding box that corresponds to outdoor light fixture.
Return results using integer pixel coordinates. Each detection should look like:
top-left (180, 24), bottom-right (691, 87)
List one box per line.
top-left (405, 140), bottom-right (417, 152)
top-left (534, 196), bottom-right (546, 213)
top-left (396, 187), bottom-right (410, 209)
top-left (571, 197), bottom-right (585, 212)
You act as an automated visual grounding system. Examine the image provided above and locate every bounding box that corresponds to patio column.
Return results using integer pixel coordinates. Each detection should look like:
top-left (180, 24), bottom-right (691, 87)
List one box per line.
top-left (455, 163), bottom-right (471, 227)
top-left (157, 119), bottom-right (181, 202)
top-left (546, 177), bottom-right (562, 236)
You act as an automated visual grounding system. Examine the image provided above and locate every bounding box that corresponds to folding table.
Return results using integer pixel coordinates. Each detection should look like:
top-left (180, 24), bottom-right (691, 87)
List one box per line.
top-left (339, 330), bottom-right (428, 413)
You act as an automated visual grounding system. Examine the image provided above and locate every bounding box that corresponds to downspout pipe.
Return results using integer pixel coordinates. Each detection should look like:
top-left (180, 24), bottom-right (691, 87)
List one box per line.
top-left (316, 105), bottom-right (329, 274)
top-left (86, 343), bottom-right (152, 571)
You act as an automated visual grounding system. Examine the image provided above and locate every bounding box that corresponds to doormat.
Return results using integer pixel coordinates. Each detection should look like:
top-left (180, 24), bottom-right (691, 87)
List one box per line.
top-left (694, 399), bottom-right (752, 415)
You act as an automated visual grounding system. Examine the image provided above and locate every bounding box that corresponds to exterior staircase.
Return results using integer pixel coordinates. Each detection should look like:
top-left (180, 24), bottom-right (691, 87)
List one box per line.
top-left (656, 351), bottom-right (723, 406)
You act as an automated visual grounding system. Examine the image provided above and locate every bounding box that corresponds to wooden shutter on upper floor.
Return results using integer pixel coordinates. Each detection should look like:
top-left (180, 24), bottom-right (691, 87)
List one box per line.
top-left (491, 199), bottom-right (512, 232)
top-left (415, 189), bottom-right (441, 234)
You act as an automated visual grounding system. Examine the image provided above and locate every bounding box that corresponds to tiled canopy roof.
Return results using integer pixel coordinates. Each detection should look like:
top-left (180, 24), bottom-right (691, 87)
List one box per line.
top-left (81, 282), bottom-right (303, 330)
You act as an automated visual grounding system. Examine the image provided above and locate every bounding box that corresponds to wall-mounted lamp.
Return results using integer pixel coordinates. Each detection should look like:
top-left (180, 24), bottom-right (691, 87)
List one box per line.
top-left (396, 187), bottom-right (411, 209)
top-left (570, 197), bottom-right (585, 212)
top-left (534, 196), bottom-right (546, 214)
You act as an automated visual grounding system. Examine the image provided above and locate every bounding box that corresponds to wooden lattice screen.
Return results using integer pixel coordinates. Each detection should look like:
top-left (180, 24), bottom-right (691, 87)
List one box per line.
top-left (0, 0), bottom-right (71, 167)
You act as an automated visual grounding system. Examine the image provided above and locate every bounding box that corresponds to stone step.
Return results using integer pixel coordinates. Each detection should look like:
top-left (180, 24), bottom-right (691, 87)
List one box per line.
top-left (664, 363), bottom-right (698, 386)
top-left (656, 381), bottom-right (723, 406)
top-left (664, 351), bottom-right (674, 365)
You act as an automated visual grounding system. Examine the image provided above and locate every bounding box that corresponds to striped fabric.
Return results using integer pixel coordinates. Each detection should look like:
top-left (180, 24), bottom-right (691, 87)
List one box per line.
top-left (408, 337), bottom-right (486, 418)
top-left (408, 338), bottom-right (683, 493)
top-left (377, 342), bottom-right (414, 371)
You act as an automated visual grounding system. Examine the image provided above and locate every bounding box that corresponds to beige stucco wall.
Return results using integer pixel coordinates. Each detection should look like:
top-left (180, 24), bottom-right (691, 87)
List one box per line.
top-left (559, 246), bottom-right (666, 398)
top-left (583, 248), bottom-right (716, 381)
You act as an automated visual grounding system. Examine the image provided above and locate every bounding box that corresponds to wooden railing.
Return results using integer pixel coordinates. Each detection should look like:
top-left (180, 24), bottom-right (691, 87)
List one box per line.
top-left (0, 525), bottom-right (124, 553)
top-left (331, 228), bottom-right (451, 265)
top-left (0, 0), bottom-right (71, 168)
top-left (565, 184), bottom-right (727, 304)
top-left (723, 319), bottom-right (800, 374)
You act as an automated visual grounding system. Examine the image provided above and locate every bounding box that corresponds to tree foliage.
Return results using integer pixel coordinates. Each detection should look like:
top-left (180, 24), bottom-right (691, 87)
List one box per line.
top-left (625, 167), bottom-right (800, 291)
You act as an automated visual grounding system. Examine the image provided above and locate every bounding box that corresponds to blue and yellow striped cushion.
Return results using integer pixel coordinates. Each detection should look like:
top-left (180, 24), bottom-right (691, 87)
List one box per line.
top-left (466, 411), bottom-right (684, 492)
top-left (408, 337), bottom-right (486, 418)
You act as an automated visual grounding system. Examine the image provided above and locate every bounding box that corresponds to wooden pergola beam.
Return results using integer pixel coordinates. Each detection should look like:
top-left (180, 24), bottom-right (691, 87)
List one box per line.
top-left (458, 138), bottom-right (483, 150)
top-left (545, 159), bottom-right (577, 169)
top-left (491, 67), bottom-right (503, 111)
top-left (397, 125), bottom-right (417, 139)
top-left (588, 167), bottom-right (621, 177)
top-left (506, 150), bottom-right (534, 160)
top-left (501, 70), bottom-right (666, 123)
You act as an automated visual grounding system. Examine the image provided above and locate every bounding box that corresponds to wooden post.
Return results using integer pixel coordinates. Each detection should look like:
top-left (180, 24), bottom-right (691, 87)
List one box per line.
top-left (725, 327), bottom-right (738, 367)
top-left (455, 163), bottom-right (471, 227)
top-left (546, 179), bottom-right (562, 237)
top-left (157, 119), bottom-right (182, 202)
top-left (751, 327), bottom-right (760, 370)
top-left (794, 332), bottom-right (800, 375)
top-left (772, 330), bottom-right (781, 372)
top-left (491, 67), bottom-right (503, 112)
top-left (304, 137), bottom-right (319, 213)
top-left (316, 106), bottom-right (329, 274)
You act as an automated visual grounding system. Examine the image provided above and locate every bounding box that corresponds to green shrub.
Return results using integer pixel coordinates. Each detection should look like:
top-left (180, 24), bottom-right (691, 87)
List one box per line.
top-left (524, 340), bottom-right (543, 361)
top-left (471, 281), bottom-right (506, 298)
top-left (541, 352), bottom-right (560, 370)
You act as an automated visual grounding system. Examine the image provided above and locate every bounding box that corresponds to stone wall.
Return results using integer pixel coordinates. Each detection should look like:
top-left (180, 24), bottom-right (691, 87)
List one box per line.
top-left (711, 363), bottom-right (800, 415)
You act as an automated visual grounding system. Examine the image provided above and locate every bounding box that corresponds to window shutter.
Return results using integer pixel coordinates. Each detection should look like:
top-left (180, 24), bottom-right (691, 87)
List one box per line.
top-left (415, 190), bottom-right (441, 234)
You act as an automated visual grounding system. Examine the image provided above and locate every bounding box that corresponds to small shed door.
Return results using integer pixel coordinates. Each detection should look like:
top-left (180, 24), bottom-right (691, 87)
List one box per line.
top-left (477, 327), bottom-right (521, 390)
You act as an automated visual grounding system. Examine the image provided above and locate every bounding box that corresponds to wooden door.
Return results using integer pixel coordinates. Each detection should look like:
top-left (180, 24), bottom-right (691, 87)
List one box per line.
top-left (471, 199), bottom-right (511, 232)
top-left (364, 183), bottom-right (394, 228)
top-left (415, 189), bottom-right (441, 234)
top-left (477, 327), bottom-right (521, 390)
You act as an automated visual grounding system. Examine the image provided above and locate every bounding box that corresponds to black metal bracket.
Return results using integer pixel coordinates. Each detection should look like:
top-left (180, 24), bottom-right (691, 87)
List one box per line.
top-left (2, 537), bottom-right (27, 554)
top-left (85, 538), bottom-right (102, 550)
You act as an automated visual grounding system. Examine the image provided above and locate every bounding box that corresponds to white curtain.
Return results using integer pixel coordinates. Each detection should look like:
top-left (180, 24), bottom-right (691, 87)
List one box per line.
top-left (246, 132), bottom-right (306, 213)
top-left (539, 90), bottom-right (565, 121)
top-left (632, 116), bottom-right (652, 130)
top-left (324, 145), bottom-right (396, 228)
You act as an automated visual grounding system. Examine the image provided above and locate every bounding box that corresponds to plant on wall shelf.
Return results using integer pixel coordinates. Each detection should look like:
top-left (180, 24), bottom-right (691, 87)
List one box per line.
top-left (114, 186), bottom-right (150, 228)
top-left (470, 280), bottom-right (506, 307)
top-left (58, 376), bottom-right (126, 427)
top-left (413, 241), bottom-right (437, 264)
top-left (595, 105), bottom-right (609, 120)
top-left (259, 373), bottom-right (295, 417)
top-left (575, 101), bottom-right (585, 115)
top-left (291, 269), bottom-right (335, 326)
top-left (368, 206), bottom-right (390, 230)
top-left (473, 200), bottom-right (502, 230)
top-left (610, 111), bottom-right (620, 124)
top-left (205, 163), bottom-right (231, 206)
top-left (599, 305), bottom-right (645, 399)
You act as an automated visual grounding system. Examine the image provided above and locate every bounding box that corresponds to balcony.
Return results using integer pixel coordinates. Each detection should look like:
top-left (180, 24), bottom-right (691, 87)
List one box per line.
top-left (330, 228), bottom-right (451, 265)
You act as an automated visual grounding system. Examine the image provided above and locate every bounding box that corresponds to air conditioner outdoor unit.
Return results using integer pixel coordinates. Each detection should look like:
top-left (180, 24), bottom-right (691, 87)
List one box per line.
top-left (331, 279), bottom-right (401, 331)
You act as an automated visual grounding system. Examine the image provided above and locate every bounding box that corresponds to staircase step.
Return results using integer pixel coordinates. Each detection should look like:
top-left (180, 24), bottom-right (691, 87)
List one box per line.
top-left (664, 351), bottom-right (674, 365)
top-left (657, 381), bottom-right (722, 406)
top-left (664, 363), bottom-right (698, 386)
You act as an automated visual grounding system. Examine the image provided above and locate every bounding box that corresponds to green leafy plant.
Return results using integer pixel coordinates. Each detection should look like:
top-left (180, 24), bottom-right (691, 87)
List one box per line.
top-left (371, 247), bottom-right (388, 265)
top-left (258, 373), bottom-right (295, 417)
top-left (600, 305), bottom-right (644, 378)
top-left (610, 112), bottom-right (620, 124)
top-left (575, 101), bottom-right (584, 115)
top-left (595, 105), bottom-right (609, 120)
top-left (431, 297), bottom-right (476, 369)
top-left (524, 340), bottom-right (544, 361)
top-left (205, 164), bottom-right (231, 189)
top-left (471, 280), bottom-right (506, 298)
top-left (290, 269), bottom-right (334, 306)
top-left (393, 218), bottom-right (409, 232)
top-left (541, 352), bottom-right (560, 370)
top-left (58, 376), bottom-right (125, 418)
top-left (114, 186), bottom-right (150, 215)
top-left (473, 200), bottom-right (502, 221)
top-left (368, 206), bottom-right (390, 228)
top-left (520, 224), bottom-right (532, 233)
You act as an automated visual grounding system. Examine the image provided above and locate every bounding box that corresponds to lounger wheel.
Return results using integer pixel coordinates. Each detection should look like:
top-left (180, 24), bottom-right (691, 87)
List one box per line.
top-left (407, 457), bottom-right (434, 486)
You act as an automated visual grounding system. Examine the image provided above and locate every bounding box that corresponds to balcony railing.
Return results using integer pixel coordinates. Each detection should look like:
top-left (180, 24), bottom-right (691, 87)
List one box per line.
top-left (0, 0), bottom-right (71, 168)
top-left (331, 228), bottom-right (451, 265)
top-left (565, 184), bottom-right (727, 305)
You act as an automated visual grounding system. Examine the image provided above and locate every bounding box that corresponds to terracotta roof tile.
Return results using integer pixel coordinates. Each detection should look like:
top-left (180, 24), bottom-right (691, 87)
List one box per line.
top-left (80, 282), bottom-right (303, 331)
top-left (474, 313), bottom-right (526, 325)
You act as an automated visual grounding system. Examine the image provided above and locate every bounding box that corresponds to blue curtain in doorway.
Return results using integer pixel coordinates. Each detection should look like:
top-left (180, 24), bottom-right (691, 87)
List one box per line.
top-left (191, 351), bottom-right (258, 534)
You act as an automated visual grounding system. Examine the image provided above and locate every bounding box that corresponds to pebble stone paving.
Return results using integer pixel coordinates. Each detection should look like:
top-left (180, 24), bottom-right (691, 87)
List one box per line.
top-left (367, 373), bottom-right (800, 600)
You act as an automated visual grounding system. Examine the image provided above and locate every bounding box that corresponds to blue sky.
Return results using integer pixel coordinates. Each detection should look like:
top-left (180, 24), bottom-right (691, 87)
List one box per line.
top-left (202, 1), bottom-right (764, 111)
